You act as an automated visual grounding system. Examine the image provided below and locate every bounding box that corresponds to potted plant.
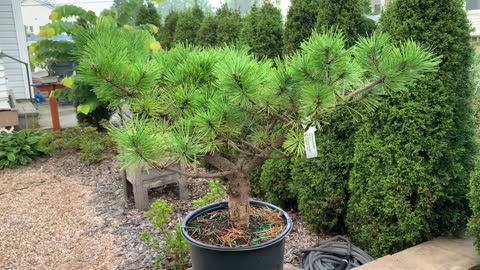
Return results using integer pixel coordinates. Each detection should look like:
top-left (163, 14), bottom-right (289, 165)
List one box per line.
top-left (77, 26), bottom-right (439, 270)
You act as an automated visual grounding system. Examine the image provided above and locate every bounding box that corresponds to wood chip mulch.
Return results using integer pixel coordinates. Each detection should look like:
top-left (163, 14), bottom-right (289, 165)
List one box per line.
top-left (0, 154), bottom-right (323, 270)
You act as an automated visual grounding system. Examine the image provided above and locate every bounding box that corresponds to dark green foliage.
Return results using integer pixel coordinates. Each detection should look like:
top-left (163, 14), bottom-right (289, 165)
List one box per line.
top-left (0, 130), bottom-right (50, 169)
top-left (258, 158), bottom-right (296, 208)
top-left (76, 104), bottom-right (111, 128)
top-left (46, 126), bottom-right (115, 163)
top-left (215, 4), bottom-right (242, 45)
top-left (347, 0), bottom-right (475, 257)
top-left (239, 3), bottom-right (283, 59)
top-left (196, 15), bottom-right (218, 47)
top-left (159, 11), bottom-right (179, 49)
top-left (175, 6), bottom-right (204, 45)
top-left (135, 2), bottom-right (162, 28)
top-left (315, 0), bottom-right (376, 47)
top-left (283, 0), bottom-right (319, 55)
top-left (292, 107), bottom-right (355, 234)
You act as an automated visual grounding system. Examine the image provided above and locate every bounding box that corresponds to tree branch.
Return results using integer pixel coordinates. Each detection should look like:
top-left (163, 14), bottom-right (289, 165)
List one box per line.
top-left (146, 160), bottom-right (235, 179)
top-left (243, 136), bottom-right (287, 174)
top-left (204, 154), bottom-right (236, 172)
top-left (347, 78), bottom-right (385, 101)
top-left (91, 64), bottom-right (134, 96)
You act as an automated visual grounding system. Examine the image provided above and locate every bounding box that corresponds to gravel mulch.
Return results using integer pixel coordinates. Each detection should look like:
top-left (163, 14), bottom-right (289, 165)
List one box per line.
top-left (0, 154), bottom-right (324, 270)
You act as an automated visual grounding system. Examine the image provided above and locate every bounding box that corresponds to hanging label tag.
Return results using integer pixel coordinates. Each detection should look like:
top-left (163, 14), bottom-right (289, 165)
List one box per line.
top-left (304, 126), bottom-right (318, 159)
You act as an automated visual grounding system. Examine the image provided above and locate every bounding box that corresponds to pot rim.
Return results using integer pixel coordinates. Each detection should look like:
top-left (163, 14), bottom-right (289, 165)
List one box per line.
top-left (181, 200), bottom-right (293, 252)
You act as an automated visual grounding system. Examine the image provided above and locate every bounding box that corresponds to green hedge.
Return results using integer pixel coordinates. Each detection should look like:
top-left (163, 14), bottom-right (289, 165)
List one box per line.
top-left (347, 0), bottom-right (474, 257)
top-left (257, 158), bottom-right (296, 208)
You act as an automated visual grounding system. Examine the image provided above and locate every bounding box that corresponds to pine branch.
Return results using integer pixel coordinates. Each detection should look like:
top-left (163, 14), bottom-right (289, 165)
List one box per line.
top-left (347, 78), bottom-right (385, 100)
top-left (135, 71), bottom-right (147, 89)
top-left (244, 136), bottom-right (287, 174)
top-left (91, 64), bottom-right (134, 96)
top-left (147, 160), bottom-right (235, 178)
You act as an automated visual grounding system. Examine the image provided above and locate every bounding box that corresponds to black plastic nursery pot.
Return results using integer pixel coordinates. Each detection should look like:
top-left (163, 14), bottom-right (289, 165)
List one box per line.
top-left (181, 200), bottom-right (293, 270)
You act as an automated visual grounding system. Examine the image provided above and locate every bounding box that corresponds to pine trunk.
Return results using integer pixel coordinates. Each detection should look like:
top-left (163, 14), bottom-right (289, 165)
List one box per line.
top-left (227, 172), bottom-right (250, 230)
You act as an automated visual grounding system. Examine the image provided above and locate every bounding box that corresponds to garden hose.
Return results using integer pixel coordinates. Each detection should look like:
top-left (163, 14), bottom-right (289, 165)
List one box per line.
top-left (301, 236), bottom-right (374, 270)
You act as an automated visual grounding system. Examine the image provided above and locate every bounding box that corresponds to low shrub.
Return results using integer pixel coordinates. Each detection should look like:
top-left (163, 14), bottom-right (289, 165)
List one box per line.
top-left (46, 126), bottom-right (115, 163)
top-left (257, 158), bottom-right (296, 208)
top-left (0, 129), bottom-right (50, 169)
top-left (142, 180), bottom-right (226, 269)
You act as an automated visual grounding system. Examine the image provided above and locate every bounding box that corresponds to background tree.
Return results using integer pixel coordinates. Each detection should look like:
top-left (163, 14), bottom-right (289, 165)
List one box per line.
top-left (175, 5), bottom-right (204, 45)
top-left (78, 25), bottom-right (439, 231)
top-left (347, 0), bottom-right (475, 257)
top-left (196, 15), bottom-right (218, 47)
top-left (135, 2), bottom-right (162, 28)
top-left (315, 0), bottom-right (376, 47)
top-left (215, 4), bottom-right (242, 45)
top-left (239, 3), bottom-right (283, 59)
top-left (159, 11), bottom-right (179, 49)
top-left (283, 0), bottom-right (319, 55)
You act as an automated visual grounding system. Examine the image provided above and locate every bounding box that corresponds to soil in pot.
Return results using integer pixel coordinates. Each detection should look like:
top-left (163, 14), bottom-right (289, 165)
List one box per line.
top-left (186, 206), bottom-right (286, 247)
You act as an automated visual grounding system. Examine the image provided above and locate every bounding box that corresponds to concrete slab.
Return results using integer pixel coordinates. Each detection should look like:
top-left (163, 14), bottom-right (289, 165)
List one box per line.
top-left (37, 102), bottom-right (78, 130)
top-left (356, 237), bottom-right (480, 270)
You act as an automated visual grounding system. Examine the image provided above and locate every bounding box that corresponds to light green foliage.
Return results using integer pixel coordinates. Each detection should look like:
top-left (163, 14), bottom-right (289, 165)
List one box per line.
top-left (348, 0), bottom-right (475, 257)
top-left (175, 6), bottom-right (204, 45)
top-left (257, 158), bottom-right (295, 208)
top-left (192, 180), bottom-right (226, 207)
top-left (78, 24), bottom-right (439, 232)
top-left (315, 0), bottom-right (376, 47)
top-left (143, 180), bottom-right (226, 269)
top-left (283, 0), bottom-right (319, 55)
top-left (239, 3), bottom-right (283, 59)
top-left (0, 130), bottom-right (50, 169)
top-left (46, 126), bottom-right (115, 163)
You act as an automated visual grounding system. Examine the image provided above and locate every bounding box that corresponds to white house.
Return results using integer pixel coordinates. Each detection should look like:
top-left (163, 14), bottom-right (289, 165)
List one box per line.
top-left (0, 0), bottom-right (33, 102)
top-left (21, 0), bottom-right (54, 35)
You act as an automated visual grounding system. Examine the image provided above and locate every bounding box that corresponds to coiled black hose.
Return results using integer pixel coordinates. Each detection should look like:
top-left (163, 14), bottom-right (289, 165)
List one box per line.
top-left (301, 236), bottom-right (374, 270)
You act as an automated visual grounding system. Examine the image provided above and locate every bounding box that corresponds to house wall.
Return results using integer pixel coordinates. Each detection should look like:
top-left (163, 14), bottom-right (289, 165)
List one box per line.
top-left (469, 10), bottom-right (480, 38)
top-left (21, 0), bottom-right (53, 34)
top-left (0, 0), bottom-right (33, 100)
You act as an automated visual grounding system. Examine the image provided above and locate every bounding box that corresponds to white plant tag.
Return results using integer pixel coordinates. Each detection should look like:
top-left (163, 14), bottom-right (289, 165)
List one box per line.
top-left (304, 126), bottom-right (318, 159)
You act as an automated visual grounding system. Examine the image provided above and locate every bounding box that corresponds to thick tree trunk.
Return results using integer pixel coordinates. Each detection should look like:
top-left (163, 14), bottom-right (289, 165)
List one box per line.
top-left (227, 172), bottom-right (250, 230)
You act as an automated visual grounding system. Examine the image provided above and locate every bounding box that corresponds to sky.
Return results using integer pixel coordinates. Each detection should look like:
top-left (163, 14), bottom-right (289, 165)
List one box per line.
top-left (50, 0), bottom-right (290, 16)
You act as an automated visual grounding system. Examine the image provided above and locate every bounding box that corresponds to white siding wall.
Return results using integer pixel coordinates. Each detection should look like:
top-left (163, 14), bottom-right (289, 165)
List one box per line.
top-left (0, 0), bottom-right (32, 100)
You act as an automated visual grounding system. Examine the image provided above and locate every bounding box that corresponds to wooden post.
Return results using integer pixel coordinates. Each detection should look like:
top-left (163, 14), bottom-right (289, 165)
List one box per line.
top-left (33, 83), bottom-right (63, 132)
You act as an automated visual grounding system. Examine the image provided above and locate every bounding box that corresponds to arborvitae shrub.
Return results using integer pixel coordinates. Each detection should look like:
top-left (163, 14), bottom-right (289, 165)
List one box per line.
top-left (239, 3), bottom-right (283, 59)
top-left (348, 0), bottom-right (475, 257)
top-left (215, 4), bottom-right (242, 45)
top-left (174, 6), bottom-right (204, 45)
top-left (315, 0), bottom-right (376, 47)
top-left (159, 11), bottom-right (178, 49)
top-left (283, 0), bottom-right (319, 55)
top-left (258, 158), bottom-right (296, 208)
top-left (196, 15), bottom-right (218, 47)
top-left (291, 107), bottom-right (355, 234)
top-left (135, 2), bottom-right (161, 28)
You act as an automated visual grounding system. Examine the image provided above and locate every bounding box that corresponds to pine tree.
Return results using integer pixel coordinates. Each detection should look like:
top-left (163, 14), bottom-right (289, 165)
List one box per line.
top-left (240, 3), bottom-right (283, 59)
top-left (196, 15), bottom-right (218, 47)
top-left (78, 26), bottom-right (438, 231)
top-left (135, 2), bottom-right (161, 28)
top-left (283, 0), bottom-right (319, 55)
top-left (215, 4), bottom-right (242, 45)
top-left (159, 11), bottom-right (179, 49)
top-left (347, 0), bottom-right (475, 257)
top-left (175, 5), bottom-right (204, 45)
top-left (315, 0), bottom-right (376, 47)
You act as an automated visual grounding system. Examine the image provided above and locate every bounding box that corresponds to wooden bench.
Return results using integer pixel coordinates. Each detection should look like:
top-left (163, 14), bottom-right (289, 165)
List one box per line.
top-left (122, 163), bottom-right (189, 210)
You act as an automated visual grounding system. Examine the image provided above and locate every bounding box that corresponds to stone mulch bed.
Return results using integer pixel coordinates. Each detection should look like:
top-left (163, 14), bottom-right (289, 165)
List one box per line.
top-left (0, 154), bottom-right (323, 269)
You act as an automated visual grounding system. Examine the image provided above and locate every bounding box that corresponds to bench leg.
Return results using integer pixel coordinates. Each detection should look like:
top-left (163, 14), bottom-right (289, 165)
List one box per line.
top-left (122, 170), bottom-right (133, 201)
top-left (133, 179), bottom-right (149, 211)
top-left (178, 175), bottom-right (190, 200)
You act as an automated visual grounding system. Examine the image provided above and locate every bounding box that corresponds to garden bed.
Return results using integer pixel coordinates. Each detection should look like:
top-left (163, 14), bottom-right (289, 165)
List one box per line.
top-left (0, 154), bottom-right (323, 269)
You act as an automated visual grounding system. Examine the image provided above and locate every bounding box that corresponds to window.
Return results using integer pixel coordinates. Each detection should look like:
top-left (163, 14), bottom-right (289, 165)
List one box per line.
top-left (467, 0), bottom-right (480, 11)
